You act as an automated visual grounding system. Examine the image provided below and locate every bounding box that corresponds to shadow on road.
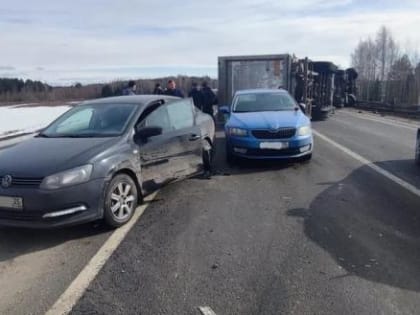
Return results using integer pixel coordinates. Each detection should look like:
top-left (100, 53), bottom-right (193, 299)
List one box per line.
top-left (374, 159), bottom-right (420, 188)
top-left (287, 163), bottom-right (420, 292)
top-left (0, 223), bottom-right (111, 263)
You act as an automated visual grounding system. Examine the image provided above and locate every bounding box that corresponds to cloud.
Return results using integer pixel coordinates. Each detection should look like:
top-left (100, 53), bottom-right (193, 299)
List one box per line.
top-left (0, 0), bottom-right (419, 84)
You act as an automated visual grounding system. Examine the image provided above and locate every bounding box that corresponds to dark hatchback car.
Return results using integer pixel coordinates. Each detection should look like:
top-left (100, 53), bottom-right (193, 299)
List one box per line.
top-left (0, 95), bottom-right (215, 228)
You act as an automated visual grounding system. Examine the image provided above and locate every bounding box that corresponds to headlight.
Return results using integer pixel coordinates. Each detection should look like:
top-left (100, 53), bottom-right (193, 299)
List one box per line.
top-left (41, 164), bottom-right (93, 190)
top-left (297, 126), bottom-right (312, 136)
top-left (229, 127), bottom-right (248, 137)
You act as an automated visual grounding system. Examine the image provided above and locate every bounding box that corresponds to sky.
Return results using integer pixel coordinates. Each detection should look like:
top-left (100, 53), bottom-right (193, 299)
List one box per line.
top-left (1, 0), bottom-right (420, 86)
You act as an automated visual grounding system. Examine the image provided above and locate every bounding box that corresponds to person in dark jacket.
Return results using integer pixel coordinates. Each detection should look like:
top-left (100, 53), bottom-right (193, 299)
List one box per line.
top-left (200, 81), bottom-right (217, 116)
top-left (164, 80), bottom-right (184, 98)
top-left (122, 80), bottom-right (136, 95)
top-left (188, 82), bottom-right (203, 109)
top-left (153, 83), bottom-right (163, 95)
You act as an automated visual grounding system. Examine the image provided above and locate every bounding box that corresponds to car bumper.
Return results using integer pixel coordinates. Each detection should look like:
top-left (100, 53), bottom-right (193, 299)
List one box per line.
top-left (0, 178), bottom-right (107, 228)
top-left (226, 135), bottom-right (313, 159)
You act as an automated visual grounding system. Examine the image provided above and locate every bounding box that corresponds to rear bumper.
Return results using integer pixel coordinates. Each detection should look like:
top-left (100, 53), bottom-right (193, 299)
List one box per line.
top-left (227, 135), bottom-right (313, 159)
top-left (0, 178), bottom-right (107, 228)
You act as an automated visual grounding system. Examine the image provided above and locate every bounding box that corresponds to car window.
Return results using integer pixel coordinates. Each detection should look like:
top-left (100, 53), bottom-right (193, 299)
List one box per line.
top-left (42, 103), bottom-right (137, 137)
top-left (55, 108), bottom-right (93, 133)
top-left (167, 99), bottom-right (194, 130)
top-left (233, 92), bottom-right (296, 112)
top-left (141, 105), bottom-right (171, 133)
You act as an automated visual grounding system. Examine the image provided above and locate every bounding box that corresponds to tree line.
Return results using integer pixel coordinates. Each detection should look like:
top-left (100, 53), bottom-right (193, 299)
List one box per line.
top-left (351, 26), bottom-right (420, 107)
top-left (0, 75), bottom-right (217, 104)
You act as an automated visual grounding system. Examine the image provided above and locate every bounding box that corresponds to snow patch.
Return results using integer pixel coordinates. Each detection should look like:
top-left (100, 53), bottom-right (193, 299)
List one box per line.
top-left (0, 105), bottom-right (70, 139)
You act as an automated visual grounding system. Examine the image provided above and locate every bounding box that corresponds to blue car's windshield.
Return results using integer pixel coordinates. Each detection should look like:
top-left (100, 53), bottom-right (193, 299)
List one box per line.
top-left (40, 103), bottom-right (138, 138)
top-left (233, 92), bottom-right (297, 113)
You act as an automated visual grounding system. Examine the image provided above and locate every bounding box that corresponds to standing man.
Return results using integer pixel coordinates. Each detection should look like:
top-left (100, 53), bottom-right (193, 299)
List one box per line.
top-left (164, 80), bottom-right (184, 98)
top-left (122, 80), bottom-right (137, 95)
top-left (153, 83), bottom-right (163, 95)
top-left (188, 82), bottom-right (203, 109)
top-left (200, 81), bottom-right (217, 117)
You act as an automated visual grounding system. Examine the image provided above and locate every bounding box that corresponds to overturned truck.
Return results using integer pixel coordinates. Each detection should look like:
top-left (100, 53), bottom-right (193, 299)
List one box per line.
top-left (218, 54), bottom-right (357, 120)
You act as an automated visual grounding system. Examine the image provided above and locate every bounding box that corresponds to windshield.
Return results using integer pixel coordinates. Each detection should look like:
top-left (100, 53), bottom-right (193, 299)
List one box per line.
top-left (233, 92), bottom-right (297, 113)
top-left (40, 103), bottom-right (138, 138)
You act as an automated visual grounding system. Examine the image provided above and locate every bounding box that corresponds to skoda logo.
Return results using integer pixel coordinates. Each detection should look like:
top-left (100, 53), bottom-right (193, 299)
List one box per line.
top-left (1, 175), bottom-right (12, 188)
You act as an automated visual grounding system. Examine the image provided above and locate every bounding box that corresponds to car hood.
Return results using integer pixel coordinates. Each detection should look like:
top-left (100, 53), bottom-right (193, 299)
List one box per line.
top-left (228, 110), bottom-right (309, 130)
top-left (0, 136), bottom-right (121, 178)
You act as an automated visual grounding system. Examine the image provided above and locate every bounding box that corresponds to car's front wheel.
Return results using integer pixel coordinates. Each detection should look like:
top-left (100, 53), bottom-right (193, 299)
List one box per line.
top-left (225, 143), bottom-right (237, 165)
top-left (104, 174), bottom-right (138, 228)
top-left (300, 153), bottom-right (312, 162)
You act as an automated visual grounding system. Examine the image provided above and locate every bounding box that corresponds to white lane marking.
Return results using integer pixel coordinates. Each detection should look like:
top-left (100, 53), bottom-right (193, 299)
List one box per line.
top-left (45, 192), bottom-right (158, 315)
top-left (199, 306), bottom-right (217, 315)
top-left (313, 130), bottom-right (420, 199)
top-left (338, 110), bottom-right (418, 131)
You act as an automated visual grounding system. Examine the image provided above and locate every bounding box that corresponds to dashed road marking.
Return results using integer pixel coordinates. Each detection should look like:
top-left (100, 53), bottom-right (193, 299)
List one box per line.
top-left (338, 110), bottom-right (418, 131)
top-left (199, 306), bottom-right (218, 315)
top-left (313, 130), bottom-right (420, 199)
top-left (45, 192), bottom-right (158, 315)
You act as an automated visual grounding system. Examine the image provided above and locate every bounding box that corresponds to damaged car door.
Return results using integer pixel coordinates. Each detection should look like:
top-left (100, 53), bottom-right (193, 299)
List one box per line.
top-left (136, 99), bottom-right (202, 192)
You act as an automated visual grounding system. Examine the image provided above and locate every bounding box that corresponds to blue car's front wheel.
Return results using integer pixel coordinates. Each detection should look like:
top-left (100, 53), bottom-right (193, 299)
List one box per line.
top-left (300, 153), bottom-right (312, 162)
top-left (226, 143), bottom-right (237, 165)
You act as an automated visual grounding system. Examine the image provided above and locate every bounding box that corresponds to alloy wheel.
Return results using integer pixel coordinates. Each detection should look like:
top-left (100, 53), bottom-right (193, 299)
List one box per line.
top-left (110, 182), bottom-right (136, 220)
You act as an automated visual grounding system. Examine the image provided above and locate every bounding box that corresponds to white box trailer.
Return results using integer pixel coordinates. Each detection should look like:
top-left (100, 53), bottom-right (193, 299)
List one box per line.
top-left (217, 54), bottom-right (350, 120)
top-left (218, 54), bottom-right (293, 107)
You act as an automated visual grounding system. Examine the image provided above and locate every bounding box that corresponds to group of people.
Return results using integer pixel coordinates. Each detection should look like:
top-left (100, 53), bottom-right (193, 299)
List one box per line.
top-left (123, 79), bottom-right (217, 117)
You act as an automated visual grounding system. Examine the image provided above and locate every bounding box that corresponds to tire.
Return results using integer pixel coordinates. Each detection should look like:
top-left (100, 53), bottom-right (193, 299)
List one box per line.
top-left (103, 174), bottom-right (138, 228)
top-left (300, 153), bottom-right (312, 162)
top-left (226, 151), bottom-right (238, 165)
top-left (202, 139), bottom-right (214, 172)
top-left (225, 143), bottom-right (236, 165)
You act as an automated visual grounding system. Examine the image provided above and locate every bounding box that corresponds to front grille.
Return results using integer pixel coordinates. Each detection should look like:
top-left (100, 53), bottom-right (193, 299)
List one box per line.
top-left (0, 176), bottom-right (43, 188)
top-left (252, 128), bottom-right (296, 139)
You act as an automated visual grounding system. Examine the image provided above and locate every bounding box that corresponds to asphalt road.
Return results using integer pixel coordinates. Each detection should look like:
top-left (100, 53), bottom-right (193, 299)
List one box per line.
top-left (1, 109), bottom-right (420, 315)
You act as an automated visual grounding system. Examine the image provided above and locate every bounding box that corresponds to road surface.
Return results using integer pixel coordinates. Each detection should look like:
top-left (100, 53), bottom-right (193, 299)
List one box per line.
top-left (1, 109), bottom-right (419, 315)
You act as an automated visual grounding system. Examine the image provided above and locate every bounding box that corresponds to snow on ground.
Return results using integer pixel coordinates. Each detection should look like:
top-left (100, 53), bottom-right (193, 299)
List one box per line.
top-left (0, 105), bottom-right (70, 139)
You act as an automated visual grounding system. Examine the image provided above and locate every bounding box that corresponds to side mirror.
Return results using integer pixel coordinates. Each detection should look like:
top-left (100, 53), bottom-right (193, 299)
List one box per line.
top-left (219, 106), bottom-right (230, 114)
top-left (134, 126), bottom-right (162, 143)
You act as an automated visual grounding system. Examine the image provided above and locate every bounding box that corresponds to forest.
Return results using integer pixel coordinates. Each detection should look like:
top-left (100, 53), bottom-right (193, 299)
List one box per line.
top-left (351, 26), bottom-right (420, 107)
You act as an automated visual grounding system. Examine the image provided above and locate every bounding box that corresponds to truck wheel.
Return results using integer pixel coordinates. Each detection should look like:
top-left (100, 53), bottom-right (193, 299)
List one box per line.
top-left (103, 174), bottom-right (138, 228)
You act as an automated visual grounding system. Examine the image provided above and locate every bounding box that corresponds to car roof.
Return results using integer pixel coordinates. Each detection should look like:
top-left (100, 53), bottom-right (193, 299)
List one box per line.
top-left (79, 95), bottom-right (181, 106)
top-left (235, 88), bottom-right (288, 95)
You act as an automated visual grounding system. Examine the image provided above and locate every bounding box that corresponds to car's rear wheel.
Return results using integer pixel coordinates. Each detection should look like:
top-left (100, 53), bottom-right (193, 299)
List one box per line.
top-left (104, 174), bottom-right (138, 228)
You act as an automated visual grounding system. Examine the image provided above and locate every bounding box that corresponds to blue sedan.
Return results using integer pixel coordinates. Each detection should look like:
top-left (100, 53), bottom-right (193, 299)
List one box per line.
top-left (223, 89), bottom-right (313, 163)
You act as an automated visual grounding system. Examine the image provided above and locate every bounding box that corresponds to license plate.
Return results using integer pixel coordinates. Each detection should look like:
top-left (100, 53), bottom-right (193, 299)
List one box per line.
top-left (0, 196), bottom-right (23, 210)
top-left (259, 142), bottom-right (289, 150)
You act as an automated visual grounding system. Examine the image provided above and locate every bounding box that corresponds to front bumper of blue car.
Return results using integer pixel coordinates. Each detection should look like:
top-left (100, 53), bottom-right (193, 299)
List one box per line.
top-left (226, 133), bottom-right (313, 159)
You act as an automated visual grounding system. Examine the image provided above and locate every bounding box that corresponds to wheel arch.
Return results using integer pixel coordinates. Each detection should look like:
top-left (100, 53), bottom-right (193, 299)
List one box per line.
top-left (111, 168), bottom-right (143, 202)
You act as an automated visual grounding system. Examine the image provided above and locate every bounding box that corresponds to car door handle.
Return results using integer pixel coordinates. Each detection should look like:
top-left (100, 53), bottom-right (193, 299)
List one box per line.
top-left (189, 134), bottom-right (201, 141)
